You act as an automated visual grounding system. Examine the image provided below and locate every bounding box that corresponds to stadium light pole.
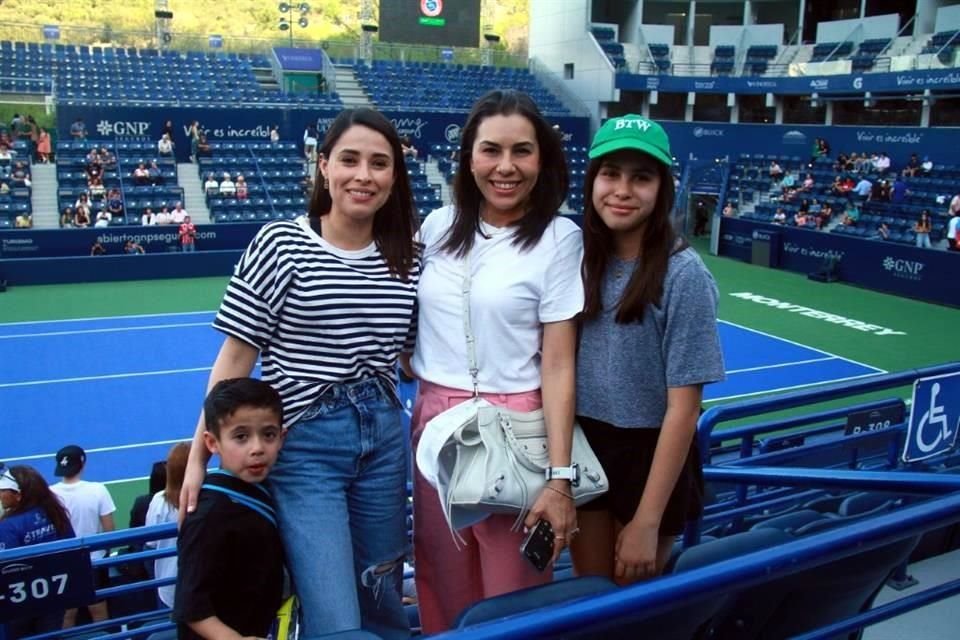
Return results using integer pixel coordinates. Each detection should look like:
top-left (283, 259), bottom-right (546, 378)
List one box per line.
top-left (278, 2), bottom-right (310, 48)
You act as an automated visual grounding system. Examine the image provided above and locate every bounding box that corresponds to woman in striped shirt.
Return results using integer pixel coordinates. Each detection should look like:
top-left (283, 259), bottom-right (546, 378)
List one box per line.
top-left (180, 108), bottom-right (420, 639)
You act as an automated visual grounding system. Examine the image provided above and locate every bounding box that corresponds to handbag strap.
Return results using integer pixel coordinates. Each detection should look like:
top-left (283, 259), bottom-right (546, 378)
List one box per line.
top-left (462, 250), bottom-right (480, 398)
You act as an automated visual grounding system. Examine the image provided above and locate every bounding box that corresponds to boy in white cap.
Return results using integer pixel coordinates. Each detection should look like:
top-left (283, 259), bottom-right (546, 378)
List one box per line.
top-left (50, 445), bottom-right (117, 627)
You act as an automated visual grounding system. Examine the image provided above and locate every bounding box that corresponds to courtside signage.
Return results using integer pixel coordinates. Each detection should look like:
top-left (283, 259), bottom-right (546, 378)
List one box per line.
top-left (0, 549), bottom-right (95, 622)
top-left (728, 292), bottom-right (907, 337)
top-left (903, 372), bottom-right (960, 462)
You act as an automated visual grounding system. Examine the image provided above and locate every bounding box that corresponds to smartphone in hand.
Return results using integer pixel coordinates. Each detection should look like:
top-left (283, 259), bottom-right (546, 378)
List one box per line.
top-left (520, 519), bottom-right (555, 572)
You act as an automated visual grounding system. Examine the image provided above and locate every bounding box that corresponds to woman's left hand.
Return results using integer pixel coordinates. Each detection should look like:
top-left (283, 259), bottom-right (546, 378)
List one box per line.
top-left (525, 480), bottom-right (577, 563)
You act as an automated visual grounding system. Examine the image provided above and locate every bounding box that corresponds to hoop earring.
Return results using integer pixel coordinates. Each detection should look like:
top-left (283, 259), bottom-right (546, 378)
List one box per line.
top-left (323, 177), bottom-right (329, 190)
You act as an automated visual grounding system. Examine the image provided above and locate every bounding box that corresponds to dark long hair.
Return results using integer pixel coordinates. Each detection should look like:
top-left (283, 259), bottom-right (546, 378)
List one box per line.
top-left (443, 89), bottom-right (569, 257)
top-left (8, 466), bottom-right (73, 538)
top-left (308, 108), bottom-right (419, 280)
top-left (581, 154), bottom-right (682, 323)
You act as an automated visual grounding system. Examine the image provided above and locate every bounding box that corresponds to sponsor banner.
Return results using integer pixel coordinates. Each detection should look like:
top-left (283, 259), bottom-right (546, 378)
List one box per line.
top-left (657, 121), bottom-right (960, 168)
top-left (56, 106), bottom-right (589, 164)
top-left (617, 67), bottom-right (960, 96)
top-left (0, 223), bottom-right (262, 259)
top-left (273, 47), bottom-right (324, 71)
top-left (718, 217), bottom-right (960, 308)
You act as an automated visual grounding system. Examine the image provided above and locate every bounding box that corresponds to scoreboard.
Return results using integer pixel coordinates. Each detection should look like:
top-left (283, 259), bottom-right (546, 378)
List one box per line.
top-left (379, 0), bottom-right (482, 48)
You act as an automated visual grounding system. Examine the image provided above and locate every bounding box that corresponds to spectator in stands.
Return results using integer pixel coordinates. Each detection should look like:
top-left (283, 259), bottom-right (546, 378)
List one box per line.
top-left (873, 222), bottom-right (891, 240)
top-left (773, 208), bottom-right (787, 224)
top-left (810, 138), bottom-right (825, 165)
top-left (303, 124), bottom-right (318, 162)
top-left (178, 215), bottom-right (197, 252)
top-left (235, 175), bottom-right (248, 200)
top-left (130, 461), bottom-right (167, 532)
top-left (902, 153), bottom-right (920, 178)
top-left (0, 182), bottom-right (8, 196)
top-left (921, 155), bottom-right (934, 175)
top-left (780, 171), bottom-right (796, 190)
top-left (816, 202), bottom-right (833, 230)
top-left (818, 138), bottom-right (830, 157)
top-left (574, 114), bottom-right (723, 588)
top-left (0, 144), bottom-right (13, 176)
top-left (401, 135), bottom-right (418, 160)
top-left (88, 173), bottom-right (106, 201)
top-left (107, 188), bottom-right (124, 220)
top-left (794, 210), bottom-right (809, 227)
top-left (800, 173), bottom-right (815, 191)
top-left (833, 153), bottom-right (848, 173)
top-left (171, 201), bottom-right (188, 225)
top-left (14, 211), bottom-right (32, 228)
top-left (148, 160), bottom-right (164, 185)
top-left (133, 163), bottom-right (150, 186)
top-left (156, 206), bottom-right (172, 225)
top-left (141, 207), bottom-right (156, 226)
top-left (890, 176), bottom-right (909, 204)
top-left (11, 161), bottom-right (30, 186)
top-left (693, 200), bottom-right (709, 235)
top-left (875, 152), bottom-right (891, 174)
top-left (162, 119), bottom-right (175, 140)
top-left (830, 176), bottom-right (845, 196)
top-left (849, 152), bottom-right (866, 173)
top-left (36, 127), bottom-right (51, 163)
top-left (8, 113), bottom-right (22, 136)
top-left (409, 90), bottom-right (578, 633)
top-left (768, 160), bottom-right (783, 180)
top-left (74, 194), bottom-right (92, 224)
top-left (51, 445), bottom-right (116, 628)
top-left (204, 173), bottom-right (219, 196)
top-left (196, 133), bottom-right (211, 159)
top-left (174, 379), bottom-right (285, 640)
top-left (90, 241), bottom-right (106, 255)
top-left (85, 146), bottom-right (101, 167)
top-left (94, 209), bottom-right (112, 228)
top-left (219, 172), bottom-right (236, 197)
top-left (300, 174), bottom-right (315, 198)
top-left (188, 120), bottom-right (200, 161)
top-left (914, 211), bottom-right (933, 249)
top-left (853, 176), bottom-right (872, 202)
top-left (270, 124), bottom-right (280, 143)
top-left (948, 211), bottom-right (960, 251)
top-left (843, 202), bottom-right (861, 226)
top-left (722, 202), bottom-right (736, 217)
top-left (70, 117), bottom-right (87, 140)
top-left (874, 179), bottom-right (890, 202)
top-left (145, 443), bottom-right (190, 609)
top-left (158, 133), bottom-right (174, 156)
top-left (948, 190), bottom-right (960, 218)
top-left (123, 240), bottom-right (145, 255)
top-left (180, 107), bottom-right (419, 640)
top-left (0, 465), bottom-right (76, 638)
top-left (809, 199), bottom-right (822, 215)
top-left (60, 206), bottom-right (74, 228)
top-left (99, 147), bottom-right (116, 168)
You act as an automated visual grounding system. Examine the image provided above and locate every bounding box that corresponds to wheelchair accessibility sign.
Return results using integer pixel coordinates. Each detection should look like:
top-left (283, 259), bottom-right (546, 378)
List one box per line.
top-left (903, 372), bottom-right (960, 462)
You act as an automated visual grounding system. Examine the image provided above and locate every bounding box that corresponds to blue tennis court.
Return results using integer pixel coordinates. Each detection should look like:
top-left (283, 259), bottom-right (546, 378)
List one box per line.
top-left (0, 312), bottom-right (885, 485)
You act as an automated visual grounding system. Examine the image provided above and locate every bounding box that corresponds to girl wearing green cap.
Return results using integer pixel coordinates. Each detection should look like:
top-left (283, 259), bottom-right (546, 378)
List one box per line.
top-left (571, 115), bottom-right (725, 583)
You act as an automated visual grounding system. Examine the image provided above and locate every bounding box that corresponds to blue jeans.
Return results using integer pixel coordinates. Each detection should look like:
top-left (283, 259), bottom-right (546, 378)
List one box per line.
top-left (181, 243), bottom-right (196, 253)
top-left (268, 377), bottom-right (410, 640)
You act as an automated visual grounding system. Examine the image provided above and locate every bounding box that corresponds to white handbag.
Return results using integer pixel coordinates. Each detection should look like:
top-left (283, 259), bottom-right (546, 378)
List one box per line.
top-left (415, 252), bottom-right (607, 535)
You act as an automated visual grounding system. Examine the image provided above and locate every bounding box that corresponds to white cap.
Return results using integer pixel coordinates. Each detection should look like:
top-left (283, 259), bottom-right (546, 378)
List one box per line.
top-left (0, 469), bottom-right (20, 493)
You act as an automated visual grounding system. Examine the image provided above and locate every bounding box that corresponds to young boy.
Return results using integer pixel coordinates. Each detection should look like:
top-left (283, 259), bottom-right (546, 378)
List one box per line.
top-left (174, 378), bottom-right (286, 640)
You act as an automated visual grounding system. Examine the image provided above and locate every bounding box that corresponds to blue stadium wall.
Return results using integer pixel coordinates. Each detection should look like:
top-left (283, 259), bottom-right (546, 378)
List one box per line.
top-left (55, 105), bottom-right (592, 163)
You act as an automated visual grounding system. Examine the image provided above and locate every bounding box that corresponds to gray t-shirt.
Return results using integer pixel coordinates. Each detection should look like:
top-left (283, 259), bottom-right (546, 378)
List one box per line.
top-left (576, 247), bottom-right (725, 429)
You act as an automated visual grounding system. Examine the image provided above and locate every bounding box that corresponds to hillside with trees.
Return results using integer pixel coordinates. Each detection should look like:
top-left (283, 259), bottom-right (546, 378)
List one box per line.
top-left (0, 0), bottom-right (529, 52)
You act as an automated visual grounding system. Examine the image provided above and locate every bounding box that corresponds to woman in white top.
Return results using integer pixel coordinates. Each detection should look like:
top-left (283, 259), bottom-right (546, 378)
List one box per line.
top-left (141, 208), bottom-right (157, 226)
top-left (408, 90), bottom-right (582, 633)
top-left (144, 443), bottom-right (190, 608)
top-left (219, 173), bottom-right (235, 196)
top-left (157, 134), bottom-right (173, 156)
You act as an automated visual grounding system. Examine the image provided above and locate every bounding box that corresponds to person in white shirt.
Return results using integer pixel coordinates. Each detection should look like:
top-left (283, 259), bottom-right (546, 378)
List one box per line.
top-left (94, 210), bottom-right (112, 228)
top-left (141, 207), bottom-right (156, 226)
top-left (948, 211), bottom-right (960, 251)
top-left (50, 446), bottom-right (116, 627)
top-left (219, 172), bottom-right (236, 197)
top-left (157, 133), bottom-right (173, 156)
top-left (875, 152), bottom-right (891, 173)
top-left (408, 90), bottom-right (581, 633)
top-left (155, 207), bottom-right (171, 225)
top-left (171, 202), bottom-right (188, 224)
top-left (203, 173), bottom-right (219, 195)
top-left (145, 443), bottom-right (190, 608)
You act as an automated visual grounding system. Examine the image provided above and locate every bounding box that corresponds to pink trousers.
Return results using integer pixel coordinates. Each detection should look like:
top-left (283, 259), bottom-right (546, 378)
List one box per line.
top-left (411, 380), bottom-right (553, 634)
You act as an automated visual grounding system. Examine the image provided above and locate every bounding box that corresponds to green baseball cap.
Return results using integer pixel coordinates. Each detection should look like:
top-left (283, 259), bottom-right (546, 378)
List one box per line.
top-left (588, 115), bottom-right (673, 166)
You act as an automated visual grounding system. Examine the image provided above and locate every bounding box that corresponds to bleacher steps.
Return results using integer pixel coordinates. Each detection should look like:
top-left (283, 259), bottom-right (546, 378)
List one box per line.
top-left (333, 66), bottom-right (372, 108)
top-left (30, 163), bottom-right (59, 228)
top-left (424, 159), bottom-right (451, 207)
top-left (252, 67), bottom-right (280, 92)
top-left (177, 163), bottom-right (211, 223)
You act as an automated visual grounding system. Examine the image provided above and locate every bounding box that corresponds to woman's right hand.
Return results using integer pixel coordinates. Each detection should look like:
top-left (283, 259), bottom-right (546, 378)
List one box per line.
top-left (178, 455), bottom-right (207, 526)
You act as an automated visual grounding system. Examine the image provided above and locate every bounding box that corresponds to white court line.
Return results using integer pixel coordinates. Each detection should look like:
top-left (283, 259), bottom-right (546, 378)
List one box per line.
top-left (0, 322), bottom-right (213, 339)
top-left (719, 319), bottom-right (887, 374)
top-left (4, 438), bottom-right (192, 463)
top-left (705, 371), bottom-right (885, 404)
top-left (0, 309), bottom-right (217, 327)
top-left (725, 356), bottom-right (837, 375)
top-left (0, 366), bottom-right (213, 389)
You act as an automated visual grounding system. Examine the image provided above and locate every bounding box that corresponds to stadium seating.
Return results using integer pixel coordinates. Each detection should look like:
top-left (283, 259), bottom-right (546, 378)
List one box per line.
top-left (0, 138), bottom-right (33, 229)
top-left (591, 27), bottom-right (627, 70)
top-left (922, 30), bottom-right (960, 64)
top-left (810, 41), bottom-right (855, 63)
top-left (352, 61), bottom-right (570, 115)
top-left (0, 41), bottom-right (342, 106)
top-left (711, 45), bottom-right (735, 75)
top-left (745, 45), bottom-right (778, 75)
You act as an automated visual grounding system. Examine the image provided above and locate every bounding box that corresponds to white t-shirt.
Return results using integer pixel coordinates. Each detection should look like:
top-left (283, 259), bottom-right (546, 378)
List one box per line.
top-left (51, 480), bottom-right (116, 560)
top-left (411, 205), bottom-right (584, 393)
top-left (144, 491), bottom-right (178, 607)
top-left (171, 209), bottom-right (188, 224)
top-left (948, 215), bottom-right (960, 241)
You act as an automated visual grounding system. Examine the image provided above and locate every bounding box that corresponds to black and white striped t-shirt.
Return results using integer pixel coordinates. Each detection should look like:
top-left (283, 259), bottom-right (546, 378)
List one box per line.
top-left (214, 216), bottom-right (420, 427)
